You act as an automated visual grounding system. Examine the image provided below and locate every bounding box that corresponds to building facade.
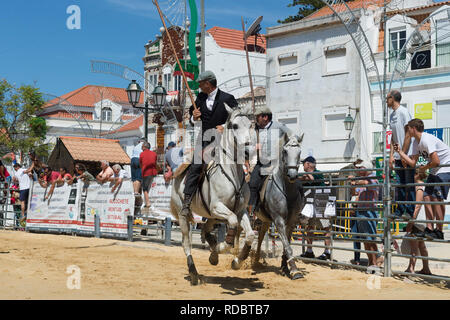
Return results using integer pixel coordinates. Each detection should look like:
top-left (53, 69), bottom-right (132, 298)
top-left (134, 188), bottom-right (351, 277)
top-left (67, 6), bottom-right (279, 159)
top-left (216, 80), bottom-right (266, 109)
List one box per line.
top-left (265, 0), bottom-right (450, 170)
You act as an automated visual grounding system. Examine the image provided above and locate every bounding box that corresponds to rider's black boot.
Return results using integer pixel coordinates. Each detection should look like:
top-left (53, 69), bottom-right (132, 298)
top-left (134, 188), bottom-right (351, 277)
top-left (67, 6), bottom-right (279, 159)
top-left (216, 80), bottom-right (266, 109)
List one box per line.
top-left (180, 194), bottom-right (194, 223)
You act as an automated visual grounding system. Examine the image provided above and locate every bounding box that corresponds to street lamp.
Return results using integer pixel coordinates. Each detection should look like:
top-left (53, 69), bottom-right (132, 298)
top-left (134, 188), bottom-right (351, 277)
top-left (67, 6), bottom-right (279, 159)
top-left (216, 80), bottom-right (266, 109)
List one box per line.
top-left (344, 113), bottom-right (355, 132)
top-left (151, 82), bottom-right (167, 108)
top-left (126, 80), bottom-right (150, 140)
top-left (126, 80), bottom-right (142, 107)
top-left (343, 107), bottom-right (359, 138)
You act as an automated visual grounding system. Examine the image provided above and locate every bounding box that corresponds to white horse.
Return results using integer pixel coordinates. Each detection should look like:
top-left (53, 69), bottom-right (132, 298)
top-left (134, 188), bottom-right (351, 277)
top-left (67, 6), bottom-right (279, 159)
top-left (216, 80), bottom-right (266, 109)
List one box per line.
top-left (170, 104), bottom-right (254, 285)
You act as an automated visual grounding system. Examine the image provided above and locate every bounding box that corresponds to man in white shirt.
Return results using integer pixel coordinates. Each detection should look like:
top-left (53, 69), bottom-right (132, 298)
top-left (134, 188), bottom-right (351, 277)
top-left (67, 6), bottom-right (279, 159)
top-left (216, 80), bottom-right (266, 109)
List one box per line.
top-left (110, 164), bottom-right (130, 193)
top-left (387, 90), bottom-right (415, 219)
top-left (396, 118), bottom-right (450, 240)
top-left (12, 163), bottom-right (31, 223)
top-left (130, 138), bottom-right (145, 195)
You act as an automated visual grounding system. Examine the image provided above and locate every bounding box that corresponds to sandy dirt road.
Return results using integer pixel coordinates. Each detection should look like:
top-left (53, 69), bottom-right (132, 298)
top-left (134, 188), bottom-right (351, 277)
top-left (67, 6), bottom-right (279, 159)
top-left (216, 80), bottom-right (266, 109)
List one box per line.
top-left (0, 230), bottom-right (448, 300)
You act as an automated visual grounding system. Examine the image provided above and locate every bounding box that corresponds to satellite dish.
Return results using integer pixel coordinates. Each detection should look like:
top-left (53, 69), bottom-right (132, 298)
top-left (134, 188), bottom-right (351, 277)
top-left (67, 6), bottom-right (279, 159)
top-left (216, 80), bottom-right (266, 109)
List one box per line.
top-left (244, 16), bottom-right (263, 39)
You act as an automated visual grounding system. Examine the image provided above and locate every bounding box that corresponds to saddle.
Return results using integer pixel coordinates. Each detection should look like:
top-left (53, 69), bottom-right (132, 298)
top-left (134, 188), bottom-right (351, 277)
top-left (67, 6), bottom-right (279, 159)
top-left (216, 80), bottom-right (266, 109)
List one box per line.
top-left (259, 175), bottom-right (272, 205)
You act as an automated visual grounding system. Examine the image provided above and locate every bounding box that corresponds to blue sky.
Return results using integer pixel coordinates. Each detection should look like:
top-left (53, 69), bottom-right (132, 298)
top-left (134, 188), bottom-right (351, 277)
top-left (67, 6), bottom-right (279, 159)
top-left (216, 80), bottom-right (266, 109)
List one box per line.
top-left (0, 0), bottom-right (296, 97)
top-left (1, 0), bottom-right (447, 97)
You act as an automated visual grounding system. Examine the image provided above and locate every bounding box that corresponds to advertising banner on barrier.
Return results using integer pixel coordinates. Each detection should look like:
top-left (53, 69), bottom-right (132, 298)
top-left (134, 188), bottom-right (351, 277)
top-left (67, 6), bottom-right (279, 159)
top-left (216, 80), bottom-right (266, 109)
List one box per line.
top-left (147, 175), bottom-right (203, 223)
top-left (27, 181), bottom-right (81, 233)
top-left (83, 180), bottom-right (134, 238)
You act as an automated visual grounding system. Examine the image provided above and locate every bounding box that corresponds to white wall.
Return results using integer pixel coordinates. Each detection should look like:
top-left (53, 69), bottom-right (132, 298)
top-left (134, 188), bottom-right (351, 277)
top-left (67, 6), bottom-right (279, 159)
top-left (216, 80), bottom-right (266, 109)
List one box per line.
top-left (266, 22), bottom-right (365, 165)
top-left (205, 34), bottom-right (266, 99)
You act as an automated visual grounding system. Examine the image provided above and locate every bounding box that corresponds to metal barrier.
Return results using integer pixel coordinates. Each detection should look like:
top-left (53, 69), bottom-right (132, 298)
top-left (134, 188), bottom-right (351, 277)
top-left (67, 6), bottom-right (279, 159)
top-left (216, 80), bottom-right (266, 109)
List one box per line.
top-left (1, 165), bottom-right (449, 284)
top-left (286, 166), bottom-right (450, 283)
top-left (0, 181), bottom-right (24, 230)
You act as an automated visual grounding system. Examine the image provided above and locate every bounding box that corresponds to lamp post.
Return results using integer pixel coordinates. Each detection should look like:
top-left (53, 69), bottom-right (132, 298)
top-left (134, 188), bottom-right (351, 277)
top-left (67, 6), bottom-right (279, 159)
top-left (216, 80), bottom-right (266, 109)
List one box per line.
top-left (126, 80), bottom-right (168, 141)
top-left (343, 107), bottom-right (359, 138)
top-left (344, 113), bottom-right (355, 131)
top-left (152, 81), bottom-right (168, 109)
top-left (126, 80), bottom-right (148, 140)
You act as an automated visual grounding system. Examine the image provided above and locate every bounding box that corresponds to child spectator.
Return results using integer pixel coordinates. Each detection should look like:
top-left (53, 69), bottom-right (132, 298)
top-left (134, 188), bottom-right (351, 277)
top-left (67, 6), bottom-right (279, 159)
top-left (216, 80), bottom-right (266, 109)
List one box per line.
top-left (38, 166), bottom-right (60, 200)
top-left (402, 170), bottom-right (432, 275)
top-left (349, 160), bottom-right (383, 267)
top-left (57, 167), bottom-right (72, 185)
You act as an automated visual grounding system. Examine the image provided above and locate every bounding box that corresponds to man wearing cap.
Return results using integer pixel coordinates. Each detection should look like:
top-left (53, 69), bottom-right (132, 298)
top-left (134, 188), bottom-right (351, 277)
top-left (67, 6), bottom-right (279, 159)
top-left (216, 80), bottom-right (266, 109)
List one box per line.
top-left (165, 141), bottom-right (183, 173)
top-left (12, 163), bottom-right (31, 224)
top-left (180, 70), bottom-right (238, 223)
top-left (246, 105), bottom-right (292, 219)
top-left (298, 156), bottom-right (333, 261)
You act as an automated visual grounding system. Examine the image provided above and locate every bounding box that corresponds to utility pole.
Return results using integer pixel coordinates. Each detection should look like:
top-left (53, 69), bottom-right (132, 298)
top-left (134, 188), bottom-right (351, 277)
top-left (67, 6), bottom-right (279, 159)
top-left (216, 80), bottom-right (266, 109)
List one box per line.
top-left (381, 0), bottom-right (392, 278)
top-left (200, 0), bottom-right (205, 73)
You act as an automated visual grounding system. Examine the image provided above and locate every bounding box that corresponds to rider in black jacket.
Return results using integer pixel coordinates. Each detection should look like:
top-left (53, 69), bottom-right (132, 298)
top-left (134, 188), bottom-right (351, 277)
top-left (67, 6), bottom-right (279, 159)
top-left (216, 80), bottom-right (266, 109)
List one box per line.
top-left (180, 70), bottom-right (238, 222)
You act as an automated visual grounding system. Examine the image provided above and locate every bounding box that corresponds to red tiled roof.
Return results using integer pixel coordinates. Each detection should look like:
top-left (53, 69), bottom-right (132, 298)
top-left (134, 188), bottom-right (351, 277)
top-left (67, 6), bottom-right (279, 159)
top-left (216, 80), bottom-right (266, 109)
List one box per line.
top-left (388, 1), bottom-right (450, 15)
top-left (207, 26), bottom-right (266, 52)
top-left (43, 110), bottom-right (94, 120)
top-left (106, 115), bottom-right (143, 135)
top-left (306, 0), bottom-right (388, 20)
top-left (377, 1), bottom-right (450, 52)
top-left (44, 85), bottom-right (144, 109)
top-left (59, 136), bottom-right (130, 164)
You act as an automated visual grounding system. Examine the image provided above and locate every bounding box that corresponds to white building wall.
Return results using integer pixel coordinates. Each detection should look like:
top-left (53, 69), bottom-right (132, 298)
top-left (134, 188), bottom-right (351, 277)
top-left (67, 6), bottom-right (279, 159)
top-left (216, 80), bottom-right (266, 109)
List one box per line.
top-left (205, 34), bottom-right (266, 99)
top-left (266, 21), bottom-right (365, 167)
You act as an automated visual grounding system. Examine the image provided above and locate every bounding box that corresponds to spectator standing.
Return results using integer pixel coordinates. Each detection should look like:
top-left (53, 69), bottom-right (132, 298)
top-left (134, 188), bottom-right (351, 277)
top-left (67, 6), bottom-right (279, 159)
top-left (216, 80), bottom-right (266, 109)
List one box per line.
top-left (349, 160), bottom-right (383, 267)
top-left (403, 170), bottom-right (432, 275)
top-left (164, 141), bottom-right (183, 175)
top-left (25, 151), bottom-right (44, 181)
top-left (298, 156), bottom-right (332, 261)
top-left (0, 160), bottom-right (11, 205)
top-left (12, 163), bottom-right (31, 224)
top-left (395, 118), bottom-right (450, 240)
top-left (139, 141), bottom-right (157, 208)
top-left (0, 160), bottom-right (11, 184)
top-left (130, 138), bottom-right (145, 195)
top-left (96, 160), bottom-right (114, 184)
top-left (110, 164), bottom-right (130, 193)
top-left (387, 90), bottom-right (415, 219)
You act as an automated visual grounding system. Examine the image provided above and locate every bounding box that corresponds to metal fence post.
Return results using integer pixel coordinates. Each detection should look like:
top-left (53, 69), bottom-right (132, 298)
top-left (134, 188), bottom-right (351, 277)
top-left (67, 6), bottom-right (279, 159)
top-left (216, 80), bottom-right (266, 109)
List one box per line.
top-left (95, 214), bottom-right (100, 238)
top-left (127, 215), bottom-right (133, 242)
top-left (164, 217), bottom-right (172, 246)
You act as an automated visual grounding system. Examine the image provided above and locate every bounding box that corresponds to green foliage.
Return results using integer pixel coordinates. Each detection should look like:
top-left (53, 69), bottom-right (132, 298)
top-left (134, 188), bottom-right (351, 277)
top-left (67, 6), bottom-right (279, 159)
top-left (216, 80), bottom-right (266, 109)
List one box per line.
top-left (0, 78), bottom-right (49, 158)
top-left (278, 0), bottom-right (355, 24)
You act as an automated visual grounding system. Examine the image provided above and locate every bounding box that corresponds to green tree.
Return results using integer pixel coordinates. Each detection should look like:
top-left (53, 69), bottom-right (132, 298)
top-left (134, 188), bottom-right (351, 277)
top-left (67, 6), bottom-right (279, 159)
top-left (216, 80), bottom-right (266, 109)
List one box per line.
top-left (278, 0), bottom-right (355, 24)
top-left (0, 78), bottom-right (49, 160)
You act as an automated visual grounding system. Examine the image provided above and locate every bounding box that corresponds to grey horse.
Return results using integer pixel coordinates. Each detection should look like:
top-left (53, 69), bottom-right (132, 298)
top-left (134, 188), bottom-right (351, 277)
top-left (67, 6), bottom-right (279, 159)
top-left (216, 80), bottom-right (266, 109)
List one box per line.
top-left (234, 133), bottom-right (305, 279)
top-left (170, 104), bottom-right (255, 285)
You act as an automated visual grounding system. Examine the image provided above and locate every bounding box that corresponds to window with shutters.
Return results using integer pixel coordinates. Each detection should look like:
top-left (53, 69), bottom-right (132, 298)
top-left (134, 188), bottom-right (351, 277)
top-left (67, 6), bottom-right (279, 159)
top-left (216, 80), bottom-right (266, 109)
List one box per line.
top-left (277, 52), bottom-right (300, 82)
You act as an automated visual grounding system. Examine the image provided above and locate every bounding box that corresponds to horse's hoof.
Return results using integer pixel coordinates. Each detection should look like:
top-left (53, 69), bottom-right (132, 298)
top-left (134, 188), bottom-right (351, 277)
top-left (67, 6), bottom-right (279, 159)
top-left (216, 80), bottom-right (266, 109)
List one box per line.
top-left (190, 272), bottom-right (199, 285)
top-left (217, 242), bottom-right (231, 254)
top-left (291, 272), bottom-right (304, 280)
top-left (231, 257), bottom-right (241, 270)
top-left (281, 266), bottom-right (289, 277)
top-left (209, 251), bottom-right (219, 266)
